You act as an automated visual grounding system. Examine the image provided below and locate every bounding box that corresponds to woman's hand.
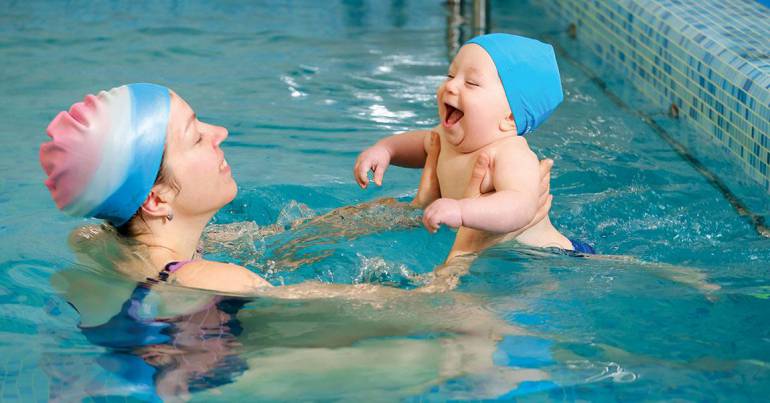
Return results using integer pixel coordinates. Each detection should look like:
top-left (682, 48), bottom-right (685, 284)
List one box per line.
top-left (518, 158), bottom-right (554, 234)
top-left (422, 151), bottom-right (491, 233)
top-left (444, 155), bottom-right (554, 261)
top-left (411, 131), bottom-right (442, 208)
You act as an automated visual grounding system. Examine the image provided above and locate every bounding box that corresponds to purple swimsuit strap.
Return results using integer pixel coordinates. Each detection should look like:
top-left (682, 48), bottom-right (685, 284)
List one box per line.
top-left (156, 260), bottom-right (194, 282)
top-left (164, 260), bottom-right (194, 273)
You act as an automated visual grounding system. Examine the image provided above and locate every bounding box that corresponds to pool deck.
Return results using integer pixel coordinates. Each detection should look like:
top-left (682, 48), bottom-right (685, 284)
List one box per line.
top-left (543, 0), bottom-right (770, 194)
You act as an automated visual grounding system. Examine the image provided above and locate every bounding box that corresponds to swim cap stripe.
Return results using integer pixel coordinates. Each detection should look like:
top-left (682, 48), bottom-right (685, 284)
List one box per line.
top-left (87, 84), bottom-right (170, 225)
top-left (41, 83), bottom-right (170, 226)
top-left (466, 34), bottom-right (563, 135)
top-left (63, 87), bottom-right (133, 217)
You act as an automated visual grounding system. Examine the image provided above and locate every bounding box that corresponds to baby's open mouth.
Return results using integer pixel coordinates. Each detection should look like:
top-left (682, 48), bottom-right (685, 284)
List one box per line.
top-left (443, 103), bottom-right (464, 128)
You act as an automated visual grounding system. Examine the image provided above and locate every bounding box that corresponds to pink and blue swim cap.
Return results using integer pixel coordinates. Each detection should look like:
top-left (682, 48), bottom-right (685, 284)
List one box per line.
top-left (40, 83), bottom-right (171, 226)
top-left (466, 33), bottom-right (563, 135)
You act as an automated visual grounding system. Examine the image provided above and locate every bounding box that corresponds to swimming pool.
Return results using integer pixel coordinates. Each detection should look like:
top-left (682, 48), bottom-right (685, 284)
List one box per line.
top-left (1, 0), bottom-right (769, 400)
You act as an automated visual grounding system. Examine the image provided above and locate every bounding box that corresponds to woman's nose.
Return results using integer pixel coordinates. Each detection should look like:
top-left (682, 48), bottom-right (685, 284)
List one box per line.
top-left (213, 125), bottom-right (228, 146)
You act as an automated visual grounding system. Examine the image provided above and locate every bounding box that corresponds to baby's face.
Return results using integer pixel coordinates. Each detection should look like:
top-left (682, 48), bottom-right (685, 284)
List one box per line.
top-left (437, 44), bottom-right (512, 152)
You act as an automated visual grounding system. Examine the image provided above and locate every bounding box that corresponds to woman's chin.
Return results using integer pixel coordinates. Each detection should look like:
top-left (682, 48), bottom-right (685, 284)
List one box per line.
top-left (224, 181), bottom-right (238, 204)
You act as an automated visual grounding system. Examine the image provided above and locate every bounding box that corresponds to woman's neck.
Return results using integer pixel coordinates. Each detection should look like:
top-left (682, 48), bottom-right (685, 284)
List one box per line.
top-left (135, 213), bottom-right (211, 267)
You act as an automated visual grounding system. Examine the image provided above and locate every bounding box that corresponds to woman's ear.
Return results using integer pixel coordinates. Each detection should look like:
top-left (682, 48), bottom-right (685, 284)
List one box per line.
top-left (140, 183), bottom-right (175, 219)
top-left (499, 113), bottom-right (517, 133)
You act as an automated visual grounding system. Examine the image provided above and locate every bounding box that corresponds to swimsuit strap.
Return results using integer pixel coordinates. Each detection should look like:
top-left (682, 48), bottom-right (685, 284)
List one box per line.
top-left (164, 260), bottom-right (193, 273)
top-left (146, 260), bottom-right (194, 283)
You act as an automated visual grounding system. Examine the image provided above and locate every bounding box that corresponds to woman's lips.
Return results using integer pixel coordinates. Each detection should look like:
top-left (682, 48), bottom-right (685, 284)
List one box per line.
top-left (442, 103), bottom-right (464, 128)
top-left (220, 158), bottom-right (230, 172)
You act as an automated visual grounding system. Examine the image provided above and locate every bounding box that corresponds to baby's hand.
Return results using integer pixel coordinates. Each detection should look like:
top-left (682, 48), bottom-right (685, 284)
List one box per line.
top-left (423, 198), bottom-right (463, 233)
top-left (354, 144), bottom-right (391, 188)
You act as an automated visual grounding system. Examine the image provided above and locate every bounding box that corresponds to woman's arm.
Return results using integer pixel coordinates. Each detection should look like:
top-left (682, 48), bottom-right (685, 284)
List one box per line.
top-left (411, 131), bottom-right (442, 208)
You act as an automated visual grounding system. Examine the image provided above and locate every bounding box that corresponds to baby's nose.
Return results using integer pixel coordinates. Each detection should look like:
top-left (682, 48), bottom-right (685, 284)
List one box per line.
top-left (444, 78), bottom-right (460, 94)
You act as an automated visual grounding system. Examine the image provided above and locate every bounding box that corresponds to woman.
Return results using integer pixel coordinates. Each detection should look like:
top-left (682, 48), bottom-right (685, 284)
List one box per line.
top-left (40, 83), bottom-right (558, 400)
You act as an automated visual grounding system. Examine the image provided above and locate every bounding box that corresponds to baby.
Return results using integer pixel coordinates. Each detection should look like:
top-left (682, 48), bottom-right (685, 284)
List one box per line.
top-left (355, 33), bottom-right (593, 256)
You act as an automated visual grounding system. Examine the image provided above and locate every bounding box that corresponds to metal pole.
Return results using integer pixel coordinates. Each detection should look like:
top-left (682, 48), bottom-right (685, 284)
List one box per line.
top-left (446, 0), bottom-right (464, 57)
top-left (472, 0), bottom-right (488, 36)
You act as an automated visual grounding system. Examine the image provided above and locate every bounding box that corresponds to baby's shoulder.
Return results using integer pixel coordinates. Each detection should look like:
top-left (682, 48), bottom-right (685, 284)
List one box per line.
top-left (488, 136), bottom-right (537, 163)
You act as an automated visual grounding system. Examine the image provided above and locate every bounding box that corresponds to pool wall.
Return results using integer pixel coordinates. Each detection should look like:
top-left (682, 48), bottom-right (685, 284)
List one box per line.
top-left (542, 0), bottom-right (770, 193)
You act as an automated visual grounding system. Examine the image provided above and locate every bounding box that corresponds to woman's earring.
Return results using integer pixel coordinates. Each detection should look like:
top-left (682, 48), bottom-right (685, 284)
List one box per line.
top-left (166, 211), bottom-right (174, 222)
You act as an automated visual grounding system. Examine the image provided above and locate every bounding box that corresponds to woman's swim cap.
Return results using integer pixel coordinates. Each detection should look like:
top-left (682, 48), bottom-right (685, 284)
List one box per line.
top-left (40, 83), bottom-right (171, 226)
top-left (466, 33), bottom-right (563, 135)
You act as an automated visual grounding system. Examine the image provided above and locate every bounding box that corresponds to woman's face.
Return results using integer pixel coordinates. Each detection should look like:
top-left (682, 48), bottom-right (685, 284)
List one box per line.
top-left (163, 92), bottom-right (237, 218)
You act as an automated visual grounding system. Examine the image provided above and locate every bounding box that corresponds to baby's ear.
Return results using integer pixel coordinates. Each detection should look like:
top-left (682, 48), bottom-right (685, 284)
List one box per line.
top-left (499, 113), bottom-right (517, 133)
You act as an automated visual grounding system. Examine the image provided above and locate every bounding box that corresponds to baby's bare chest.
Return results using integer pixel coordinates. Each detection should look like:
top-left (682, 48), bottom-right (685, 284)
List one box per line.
top-left (437, 147), bottom-right (496, 199)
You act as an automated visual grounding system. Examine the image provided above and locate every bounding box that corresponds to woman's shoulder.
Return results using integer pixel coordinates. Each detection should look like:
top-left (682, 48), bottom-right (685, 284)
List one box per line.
top-left (170, 259), bottom-right (273, 294)
top-left (67, 224), bottom-right (159, 280)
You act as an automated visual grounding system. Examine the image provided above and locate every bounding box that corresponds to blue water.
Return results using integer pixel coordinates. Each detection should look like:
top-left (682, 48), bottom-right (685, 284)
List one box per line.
top-left (1, 0), bottom-right (769, 401)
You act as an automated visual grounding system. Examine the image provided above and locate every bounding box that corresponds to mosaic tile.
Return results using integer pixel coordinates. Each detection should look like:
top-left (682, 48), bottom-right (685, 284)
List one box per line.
top-left (544, 0), bottom-right (770, 192)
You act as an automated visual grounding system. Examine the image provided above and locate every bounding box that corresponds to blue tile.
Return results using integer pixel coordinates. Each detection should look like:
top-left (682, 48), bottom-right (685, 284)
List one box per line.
top-left (546, 0), bottom-right (770, 191)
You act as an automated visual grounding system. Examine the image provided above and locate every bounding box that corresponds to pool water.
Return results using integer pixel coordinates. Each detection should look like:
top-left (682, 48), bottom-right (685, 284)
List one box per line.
top-left (1, 0), bottom-right (769, 401)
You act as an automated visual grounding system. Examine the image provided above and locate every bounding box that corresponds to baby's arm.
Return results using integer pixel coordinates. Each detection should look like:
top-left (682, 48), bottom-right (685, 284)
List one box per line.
top-left (423, 144), bottom-right (540, 233)
top-left (354, 129), bottom-right (432, 188)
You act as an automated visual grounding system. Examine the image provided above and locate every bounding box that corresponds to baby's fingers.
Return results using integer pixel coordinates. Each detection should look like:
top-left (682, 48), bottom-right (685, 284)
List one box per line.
top-left (355, 160), bottom-right (371, 188)
top-left (373, 163), bottom-right (387, 186)
top-left (422, 206), bottom-right (440, 233)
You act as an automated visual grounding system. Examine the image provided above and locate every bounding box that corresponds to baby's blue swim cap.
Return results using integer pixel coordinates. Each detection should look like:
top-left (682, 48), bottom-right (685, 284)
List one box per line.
top-left (466, 33), bottom-right (563, 135)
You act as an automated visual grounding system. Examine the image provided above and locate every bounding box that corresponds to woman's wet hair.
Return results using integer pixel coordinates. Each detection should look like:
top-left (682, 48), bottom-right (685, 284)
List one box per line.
top-left (115, 152), bottom-right (181, 238)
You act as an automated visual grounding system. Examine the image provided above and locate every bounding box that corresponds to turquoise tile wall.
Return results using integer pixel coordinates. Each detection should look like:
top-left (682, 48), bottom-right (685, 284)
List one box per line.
top-left (543, 0), bottom-right (770, 192)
